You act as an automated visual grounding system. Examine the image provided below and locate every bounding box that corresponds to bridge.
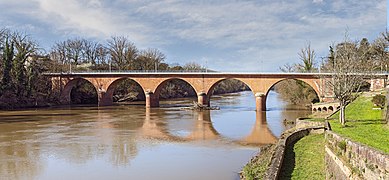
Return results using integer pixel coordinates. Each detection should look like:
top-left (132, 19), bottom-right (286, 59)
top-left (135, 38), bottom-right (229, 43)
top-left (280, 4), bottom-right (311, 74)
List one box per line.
top-left (45, 72), bottom-right (387, 111)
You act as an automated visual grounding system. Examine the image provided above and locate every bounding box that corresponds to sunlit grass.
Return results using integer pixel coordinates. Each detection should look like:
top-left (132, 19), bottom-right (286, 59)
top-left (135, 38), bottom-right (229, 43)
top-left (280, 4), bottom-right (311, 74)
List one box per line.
top-left (279, 134), bottom-right (325, 180)
top-left (328, 94), bottom-right (389, 153)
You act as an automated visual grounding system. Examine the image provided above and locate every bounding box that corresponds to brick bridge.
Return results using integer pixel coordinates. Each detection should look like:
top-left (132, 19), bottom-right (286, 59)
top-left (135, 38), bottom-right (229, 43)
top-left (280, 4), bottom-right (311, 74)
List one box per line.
top-left (46, 72), bottom-right (387, 111)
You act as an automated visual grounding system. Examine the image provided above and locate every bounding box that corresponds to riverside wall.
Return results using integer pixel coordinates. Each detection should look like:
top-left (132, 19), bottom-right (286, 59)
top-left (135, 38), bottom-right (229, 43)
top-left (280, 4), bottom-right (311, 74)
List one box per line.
top-left (263, 123), bottom-right (325, 179)
top-left (325, 130), bottom-right (389, 180)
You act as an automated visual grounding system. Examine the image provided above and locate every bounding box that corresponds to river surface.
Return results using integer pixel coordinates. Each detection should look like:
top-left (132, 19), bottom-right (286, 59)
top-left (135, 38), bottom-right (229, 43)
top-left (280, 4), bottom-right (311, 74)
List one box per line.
top-left (0, 91), bottom-right (310, 180)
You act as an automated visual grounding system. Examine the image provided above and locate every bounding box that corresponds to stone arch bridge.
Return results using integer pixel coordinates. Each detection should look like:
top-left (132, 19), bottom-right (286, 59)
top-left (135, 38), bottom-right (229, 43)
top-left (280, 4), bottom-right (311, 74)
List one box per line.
top-left (45, 72), bottom-right (387, 111)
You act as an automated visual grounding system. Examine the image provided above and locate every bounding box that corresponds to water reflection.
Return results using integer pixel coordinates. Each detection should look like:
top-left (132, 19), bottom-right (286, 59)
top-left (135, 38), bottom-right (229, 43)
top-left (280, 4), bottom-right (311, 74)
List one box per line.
top-left (138, 108), bottom-right (277, 146)
top-left (236, 111), bottom-right (277, 146)
top-left (0, 91), bottom-right (310, 180)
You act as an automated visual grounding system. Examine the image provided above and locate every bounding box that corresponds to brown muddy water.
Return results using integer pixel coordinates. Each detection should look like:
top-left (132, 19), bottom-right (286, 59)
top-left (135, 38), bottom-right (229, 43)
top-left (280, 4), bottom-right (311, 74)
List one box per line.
top-left (0, 91), bottom-right (310, 180)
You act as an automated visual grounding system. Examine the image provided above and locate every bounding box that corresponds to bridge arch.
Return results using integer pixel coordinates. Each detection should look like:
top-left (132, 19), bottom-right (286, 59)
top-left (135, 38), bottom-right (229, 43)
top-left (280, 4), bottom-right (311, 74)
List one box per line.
top-left (323, 106), bottom-right (327, 112)
top-left (264, 78), bottom-right (320, 100)
top-left (259, 78), bottom-right (320, 111)
top-left (205, 78), bottom-right (254, 107)
top-left (103, 78), bottom-right (146, 105)
top-left (60, 77), bottom-right (99, 105)
top-left (153, 78), bottom-right (198, 106)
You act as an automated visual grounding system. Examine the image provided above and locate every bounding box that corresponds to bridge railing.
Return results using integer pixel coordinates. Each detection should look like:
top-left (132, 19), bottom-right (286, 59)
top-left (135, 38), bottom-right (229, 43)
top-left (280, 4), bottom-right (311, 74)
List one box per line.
top-left (42, 69), bottom-right (389, 76)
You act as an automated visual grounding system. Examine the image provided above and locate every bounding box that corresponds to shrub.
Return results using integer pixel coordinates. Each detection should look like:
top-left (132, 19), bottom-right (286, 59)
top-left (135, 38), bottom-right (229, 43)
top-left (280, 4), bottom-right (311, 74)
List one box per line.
top-left (372, 94), bottom-right (385, 108)
top-left (337, 140), bottom-right (347, 152)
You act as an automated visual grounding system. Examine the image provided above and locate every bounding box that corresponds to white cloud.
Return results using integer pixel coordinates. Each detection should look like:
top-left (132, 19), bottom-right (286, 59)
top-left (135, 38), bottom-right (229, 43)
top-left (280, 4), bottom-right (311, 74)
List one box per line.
top-left (0, 0), bottom-right (385, 71)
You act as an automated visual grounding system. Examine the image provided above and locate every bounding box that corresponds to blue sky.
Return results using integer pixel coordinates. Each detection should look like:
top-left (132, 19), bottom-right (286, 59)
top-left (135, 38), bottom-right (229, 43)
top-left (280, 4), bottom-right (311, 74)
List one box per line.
top-left (0, 0), bottom-right (386, 71)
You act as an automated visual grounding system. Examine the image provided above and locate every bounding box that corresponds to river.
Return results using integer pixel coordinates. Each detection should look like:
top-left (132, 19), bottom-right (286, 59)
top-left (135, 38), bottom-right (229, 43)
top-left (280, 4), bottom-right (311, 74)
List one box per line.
top-left (0, 90), bottom-right (310, 180)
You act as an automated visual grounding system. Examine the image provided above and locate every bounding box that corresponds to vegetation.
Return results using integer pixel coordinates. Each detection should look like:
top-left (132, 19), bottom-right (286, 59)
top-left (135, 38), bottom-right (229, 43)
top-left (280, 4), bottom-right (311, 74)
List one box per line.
top-left (0, 27), bottom-right (252, 108)
top-left (321, 33), bottom-right (374, 126)
top-left (241, 145), bottom-right (275, 180)
top-left (274, 79), bottom-right (319, 106)
top-left (276, 43), bottom-right (319, 106)
top-left (279, 134), bottom-right (325, 180)
top-left (372, 94), bottom-right (385, 109)
top-left (329, 94), bottom-right (389, 153)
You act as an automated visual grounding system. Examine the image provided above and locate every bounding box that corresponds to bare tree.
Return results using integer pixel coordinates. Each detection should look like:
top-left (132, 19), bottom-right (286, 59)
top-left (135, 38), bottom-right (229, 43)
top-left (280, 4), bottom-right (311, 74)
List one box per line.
top-left (135, 48), bottom-right (165, 70)
top-left (82, 39), bottom-right (101, 65)
top-left (65, 38), bottom-right (83, 65)
top-left (96, 44), bottom-right (108, 65)
top-left (182, 62), bottom-right (204, 71)
top-left (297, 43), bottom-right (317, 72)
top-left (323, 34), bottom-right (373, 126)
top-left (107, 36), bottom-right (138, 70)
top-left (381, 31), bottom-right (389, 125)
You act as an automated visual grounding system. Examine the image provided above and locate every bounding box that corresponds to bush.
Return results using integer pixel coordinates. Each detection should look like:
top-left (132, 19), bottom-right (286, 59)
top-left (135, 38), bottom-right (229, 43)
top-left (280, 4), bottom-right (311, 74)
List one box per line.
top-left (337, 140), bottom-right (347, 152)
top-left (371, 94), bottom-right (385, 108)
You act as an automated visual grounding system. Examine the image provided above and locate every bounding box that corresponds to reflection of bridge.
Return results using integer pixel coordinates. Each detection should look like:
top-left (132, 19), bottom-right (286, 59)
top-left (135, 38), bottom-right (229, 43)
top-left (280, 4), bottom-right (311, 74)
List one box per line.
top-left (47, 72), bottom-right (355, 111)
top-left (139, 109), bottom-right (278, 146)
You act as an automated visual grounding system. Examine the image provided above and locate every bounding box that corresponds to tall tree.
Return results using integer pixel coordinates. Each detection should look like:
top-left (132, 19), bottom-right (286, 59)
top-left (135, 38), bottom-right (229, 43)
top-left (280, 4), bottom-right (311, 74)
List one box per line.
top-left (297, 43), bottom-right (317, 72)
top-left (1, 37), bottom-right (14, 94)
top-left (12, 32), bottom-right (37, 96)
top-left (107, 36), bottom-right (138, 70)
top-left (135, 48), bottom-right (166, 70)
top-left (322, 35), bottom-right (373, 126)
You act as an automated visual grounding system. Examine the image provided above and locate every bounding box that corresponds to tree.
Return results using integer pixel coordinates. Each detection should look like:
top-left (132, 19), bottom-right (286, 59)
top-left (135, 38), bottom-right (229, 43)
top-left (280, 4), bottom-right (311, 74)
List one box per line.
top-left (82, 39), bottom-right (101, 65)
top-left (135, 48), bottom-right (165, 70)
top-left (65, 38), bottom-right (83, 65)
top-left (182, 62), bottom-right (204, 71)
top-left (297, 43), bottom-right (317, 72)
top-left (322, 34), bottom-right (373, 126)
top-left (381, 30), bottom-right (389, 125)
top-left (11, 32), bottom-right (37, 96)
top-left (276, 44), bottom-right (319, 106)
top-left (1, 37), bottom-right (14, 94)
top-left (107, 36), bottom-right (138, 70)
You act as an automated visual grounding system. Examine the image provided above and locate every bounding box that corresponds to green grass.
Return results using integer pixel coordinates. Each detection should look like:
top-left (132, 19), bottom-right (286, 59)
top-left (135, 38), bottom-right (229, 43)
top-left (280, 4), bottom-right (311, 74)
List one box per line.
top-left (332, 95), bottom-right (383, 121)
top-left (279, 134), bottom-right (325, 180)
top-left (328, 94), bottom-right (389, 153)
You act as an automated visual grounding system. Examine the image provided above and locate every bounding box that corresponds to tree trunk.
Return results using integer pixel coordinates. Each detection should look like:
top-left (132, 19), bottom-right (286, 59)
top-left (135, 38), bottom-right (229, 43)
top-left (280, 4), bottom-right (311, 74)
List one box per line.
top-left (339, 103), bottom-right (346, 127)
top-left (386, 87), bottom-right (389, 125)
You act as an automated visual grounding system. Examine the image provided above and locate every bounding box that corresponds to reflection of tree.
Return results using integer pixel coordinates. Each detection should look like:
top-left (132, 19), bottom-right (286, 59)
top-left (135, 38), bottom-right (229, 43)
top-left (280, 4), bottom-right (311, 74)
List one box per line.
top-left (96, 108), bottom-right (140, 166)
top-left (280, 108), bottom-right (311, 129)
top-left (109, 135), bottom-right (138, 166)
top-left (0, 118), bottom-right (43, 180)
top-left (0, 142), bottom-right (42, 180)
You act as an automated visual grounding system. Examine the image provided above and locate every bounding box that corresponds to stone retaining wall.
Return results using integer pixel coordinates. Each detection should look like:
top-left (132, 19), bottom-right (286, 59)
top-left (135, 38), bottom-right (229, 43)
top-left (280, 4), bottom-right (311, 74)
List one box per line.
top-left (264, 126), bottom-right (324, 179)
top-left (325, 130), bottom-right (389, 180)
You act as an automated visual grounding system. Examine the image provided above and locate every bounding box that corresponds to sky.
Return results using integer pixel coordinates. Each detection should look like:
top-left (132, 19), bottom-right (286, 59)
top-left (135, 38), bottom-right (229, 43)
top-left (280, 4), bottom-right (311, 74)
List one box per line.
top-left (0, 0), bottom-right (386, 72)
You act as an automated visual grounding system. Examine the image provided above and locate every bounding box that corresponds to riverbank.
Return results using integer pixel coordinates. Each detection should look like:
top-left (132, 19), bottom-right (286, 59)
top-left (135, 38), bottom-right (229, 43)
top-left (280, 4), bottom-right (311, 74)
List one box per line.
top-left (241, 92), bottom-right (389, 179)
top-left (240, 122), bottom-right (326, 180)
top-left (328, 93), bottom-right (389, 153)
top-left (278, 134), bottom-right (325, 179)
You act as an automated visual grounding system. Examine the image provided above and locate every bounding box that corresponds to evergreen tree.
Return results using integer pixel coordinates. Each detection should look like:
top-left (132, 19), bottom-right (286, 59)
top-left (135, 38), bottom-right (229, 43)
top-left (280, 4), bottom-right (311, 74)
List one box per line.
top-left (1, 37), bottom-right (14, 94)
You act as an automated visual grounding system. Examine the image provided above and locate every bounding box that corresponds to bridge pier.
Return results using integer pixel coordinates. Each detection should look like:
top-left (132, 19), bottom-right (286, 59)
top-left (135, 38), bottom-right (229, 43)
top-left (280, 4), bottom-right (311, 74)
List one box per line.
top-left (98, 91), bottom-right (113, 106)
top-left (255, 93), bottom-right (266, 111)
top-left (145, 91), bottom-right (159, 108)
top-left (197, 92), bottom-right (209, 106)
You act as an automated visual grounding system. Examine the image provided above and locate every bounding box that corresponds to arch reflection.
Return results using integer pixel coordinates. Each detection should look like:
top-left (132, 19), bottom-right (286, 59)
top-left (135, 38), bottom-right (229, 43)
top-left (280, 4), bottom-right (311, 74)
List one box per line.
top-left (234, 111), bottom-right (278, 146)
top-left (139, 109), bottom-right (277, 146)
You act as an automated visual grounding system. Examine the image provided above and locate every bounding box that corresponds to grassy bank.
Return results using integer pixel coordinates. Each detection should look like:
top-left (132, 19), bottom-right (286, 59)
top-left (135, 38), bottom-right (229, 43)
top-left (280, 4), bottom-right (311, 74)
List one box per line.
top-left (328, 94), bottom-right (389, 153)
top-left (241, 145), bottom-right (275, 180)
top-left (279, 134), bottom-right (325, 180)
